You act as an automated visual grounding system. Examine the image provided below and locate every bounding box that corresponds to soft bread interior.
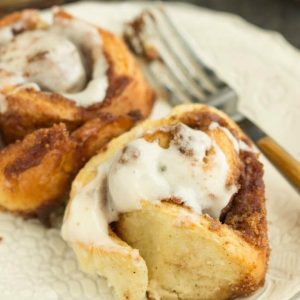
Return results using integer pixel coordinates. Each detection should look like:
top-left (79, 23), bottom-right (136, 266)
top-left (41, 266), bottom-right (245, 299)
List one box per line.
top-left (117, 201), bottom-right (266, 300)
top-left (72, 233), bottom-right (148, 300)
top-left (65, 104), bottom-right (268, 300)
top-left (72, 200), bottom-right (265, 300)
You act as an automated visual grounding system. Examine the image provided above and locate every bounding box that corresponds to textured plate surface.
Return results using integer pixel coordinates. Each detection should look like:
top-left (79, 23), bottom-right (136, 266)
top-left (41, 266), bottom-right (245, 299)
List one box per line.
top-left (0, 2), bottom-right (300, 300)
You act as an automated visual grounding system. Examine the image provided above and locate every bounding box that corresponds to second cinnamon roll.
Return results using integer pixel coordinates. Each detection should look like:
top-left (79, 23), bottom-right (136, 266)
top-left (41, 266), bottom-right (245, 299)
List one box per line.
top-left (0, 9), bottom-right (154, 143)
top-left (0, 8), bottom-right (154, 219)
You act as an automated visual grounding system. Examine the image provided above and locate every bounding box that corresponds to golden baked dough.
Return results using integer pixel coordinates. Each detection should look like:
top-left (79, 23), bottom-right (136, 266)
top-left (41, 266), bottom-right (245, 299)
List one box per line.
top-left (0, 124), bottom-right (77, 220)
top-left (0, 112), bottom-right (140, 220)
top-left (0, 9), bottom-right (154, 143)
top-left (0, 8), bottom-right (154, 219)
top-left (63, 104), bottom-right (269, 300)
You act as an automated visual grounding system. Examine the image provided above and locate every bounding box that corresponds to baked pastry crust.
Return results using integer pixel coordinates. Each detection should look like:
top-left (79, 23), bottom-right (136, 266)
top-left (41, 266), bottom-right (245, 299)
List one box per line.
top-left (63, 104), bottom-right (269, 300)
top-left (0, 9), bottom-right (154, 218)
top-left (0, 9), bottom-right (154, 143)
top-left (0, 112), bottom-right (139, 220)
top-left (0, 124), bottom-right (77, 220)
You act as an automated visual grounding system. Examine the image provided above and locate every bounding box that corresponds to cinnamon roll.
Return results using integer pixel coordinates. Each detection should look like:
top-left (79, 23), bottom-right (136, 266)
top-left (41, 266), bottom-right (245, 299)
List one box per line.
top-left (0, 8), bottom-right (154, 219)
top-left (62, 104), bottom-right (269, 300)
top-left (0, 9), bottom-right (154, 143)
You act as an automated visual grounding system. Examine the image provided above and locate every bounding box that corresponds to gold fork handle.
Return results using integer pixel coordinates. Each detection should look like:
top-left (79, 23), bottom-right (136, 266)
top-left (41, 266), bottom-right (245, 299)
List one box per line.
top-left (257, 136), bottom-right (300, 189)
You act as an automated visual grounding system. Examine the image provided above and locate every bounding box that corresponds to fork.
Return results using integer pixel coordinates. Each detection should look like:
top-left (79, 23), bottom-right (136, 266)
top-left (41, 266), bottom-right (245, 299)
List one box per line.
top-left (123, 5), bottom-right (300, 189)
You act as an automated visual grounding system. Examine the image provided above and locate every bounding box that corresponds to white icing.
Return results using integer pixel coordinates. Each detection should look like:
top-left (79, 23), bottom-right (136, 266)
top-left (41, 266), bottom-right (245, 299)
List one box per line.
top-left (209, 121), bottom-right (253, 153)
top-left (109, 124), bottom-right (236, 217)
top-left (0, 30), bottom-right (86, 93)
top-left (61, 160), bottom-right (118, 248)
top-left (62, 58), bottom-right (108, 107)
top-left (0, 27), bottom-right (14, 45)
top-left (0, 13), bottom-right (108, 107)
top-left (53, 14), bottom-right (109, 106)
top-left (62, 123), bottom-right (238, 247)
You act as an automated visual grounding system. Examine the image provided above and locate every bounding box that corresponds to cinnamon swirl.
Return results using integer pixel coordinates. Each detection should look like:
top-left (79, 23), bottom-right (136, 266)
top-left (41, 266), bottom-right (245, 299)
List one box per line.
top-left (0, 8), bottom-right (154, 219)
top-left (62, 104), bottom-right (269, 300)
top-left (0, 9), bottom-right (154, 143)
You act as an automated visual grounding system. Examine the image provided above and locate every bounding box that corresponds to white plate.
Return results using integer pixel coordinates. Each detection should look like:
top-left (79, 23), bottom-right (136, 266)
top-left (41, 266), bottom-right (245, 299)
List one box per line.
top-left (0, 2), bottom-right (300, 300)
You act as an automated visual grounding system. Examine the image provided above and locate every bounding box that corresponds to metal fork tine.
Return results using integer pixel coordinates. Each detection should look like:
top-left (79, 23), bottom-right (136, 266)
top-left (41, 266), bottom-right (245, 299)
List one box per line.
top-left (123, 5), bottom-right (240, 117)
top-left (150, 68), bottom-right (193, 105)
top-left (157, 4), bottom-right (228, 90)
top-left (139, 12), bottom-right (207, 101)
top-left (151, 58), bottom-right (205, 103)
top-left (145, 11), bottom-right (212, 99)
top-left (123, 17), bottom-right (192, 105)
top-left (139, 59), bottom-right (192, 106)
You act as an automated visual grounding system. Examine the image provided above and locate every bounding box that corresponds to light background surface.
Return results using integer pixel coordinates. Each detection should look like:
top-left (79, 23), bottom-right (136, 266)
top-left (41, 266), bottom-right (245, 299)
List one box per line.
top-left (0, 2), bottom-right (299, 299)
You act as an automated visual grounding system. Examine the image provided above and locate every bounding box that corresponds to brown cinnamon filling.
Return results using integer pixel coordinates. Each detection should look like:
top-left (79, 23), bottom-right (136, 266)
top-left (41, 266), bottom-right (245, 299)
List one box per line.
top-left (157, 108), bottom-right (266, 248)
top-left (222, 151), bottom-right (267, 249)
